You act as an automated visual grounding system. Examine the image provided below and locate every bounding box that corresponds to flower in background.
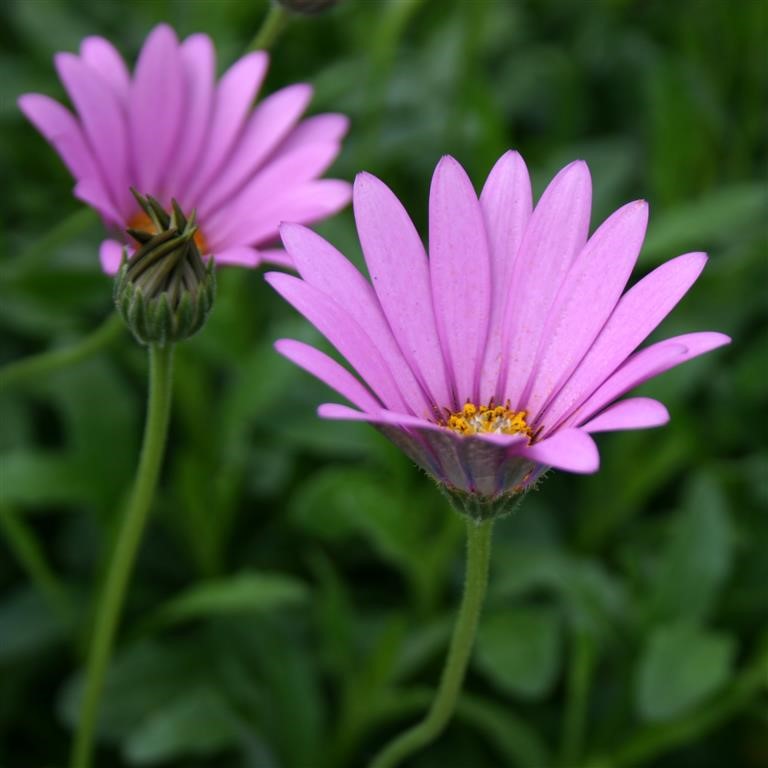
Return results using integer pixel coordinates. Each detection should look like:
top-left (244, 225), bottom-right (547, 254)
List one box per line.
top-left (268, 152), bottom-right (730, 518)
top-left (19, 24), bottom-right (350, 273)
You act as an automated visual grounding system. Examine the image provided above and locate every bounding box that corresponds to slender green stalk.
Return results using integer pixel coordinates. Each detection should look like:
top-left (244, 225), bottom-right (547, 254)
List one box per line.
top-left (70, 343), bottom-right (175, 768)
top-left (0, 313), bottom-right (123, 392)
top-left (247, 3), bottom-right (290, 52)
top-left (0, 503), bottom-right (73, 624)
top-left (560, 628), bottom-right (595, 767)
top-left (368, 519), bottom-right (493, 768)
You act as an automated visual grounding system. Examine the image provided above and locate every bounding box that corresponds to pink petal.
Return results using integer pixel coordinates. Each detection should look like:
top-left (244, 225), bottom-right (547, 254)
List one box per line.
top-left (75, 179), bottom-right (123, 224)
top-left (500, 160), bottom-right (592, 407)
top-left (129, 24), bottom-right (184, 194)
top-left (265, 272), bottom-right (409, 413)
top-left (199, 84), bottom-right (313, 217)
top-left (478, 150), bottom-right (533, 403)
top-left (99, 239), bottom-right (124, 275)
top-left (353, 172), bottom-right (451, 410)
top-left (566, 331), bottom-right (731, 429)
top-left (215, 179), bottom-right (351, 250)
top-left (166, 33), bottom-right (216, 207)
top-left (580, 397), bottom-right (669, 433)
top-left (18, 93), bottom-right (99, 183)
top-left (185, 51), bottom-right (269, 203)
top-left (515, 428), bottom-right (600, 474)
top-left (281, 223), bottom-right (432, 416)
top-left (79, 36), bottom-right (130, 104)
top-left (275, 339), bottom-right (382, 412)
top-left (209, 180), bottom-right (350, 252)
top-left (317, 402), bottom-right (444, 480)
top-left (524, 200), bottom-right (649, 420)
top-left (540, 252), bottom-right (709, 431)
top-left (209, 143), bottom-right (342, 248)
top-left (273, 113), bottom-right (350, 157)
top-left (258, 249), bottom-right (293, 269)
top-left (55, 52), bottom-right (131, 216)
top-left (316, 402), bottom-right (435, 430)
top-left (213, 246), bottom-right (261, 268)
top-left (429, 155), bottom-right (492, 405)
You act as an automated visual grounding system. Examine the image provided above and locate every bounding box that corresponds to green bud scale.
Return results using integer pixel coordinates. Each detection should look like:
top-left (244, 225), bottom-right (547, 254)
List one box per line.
top-left (114, 191), bottom-right (215, 346)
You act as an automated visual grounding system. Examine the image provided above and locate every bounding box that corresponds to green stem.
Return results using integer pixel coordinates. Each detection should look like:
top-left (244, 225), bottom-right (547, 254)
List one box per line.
top-left (69, 343), bottom-right (175, 768)
top-left (247, 3), bottom-right (290, 52)
top-left (559, 628), bottom-right (595, 767)
top-left (0, 313), bottom-right (123, 392)
top-left (0, 503), bottom-right (73, 625)
top-left (368, 519), bottom-right (493, 768)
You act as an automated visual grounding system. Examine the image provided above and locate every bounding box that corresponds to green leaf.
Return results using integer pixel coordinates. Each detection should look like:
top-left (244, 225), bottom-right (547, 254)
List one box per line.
top-left (642, 183), bottom-right (767, 264)
top-left (0, 450), bottom-right (91, 506)
top-left (155, 571), bottom-right (308, 626)
top-left (647, 473), bottom-right (733, 623)
top-left (123, 687), bottom-right (241, 765)
top-left (492, 547), bottom-right (626, 634)
top-left (59, 641), bottom-right (215, 742)
top-left (476, 606), bottom-right (562, 698)
top-left (635, 622), bottom-right (736, 721)
top-left (0, 587), bottom-right (63, 661)
top-left (290, 467), bottom-right (413, 564)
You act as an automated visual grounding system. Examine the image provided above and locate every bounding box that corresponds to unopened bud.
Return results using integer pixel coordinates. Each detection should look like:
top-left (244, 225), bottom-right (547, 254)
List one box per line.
top-left (114, 191), bottom-right (215, 346)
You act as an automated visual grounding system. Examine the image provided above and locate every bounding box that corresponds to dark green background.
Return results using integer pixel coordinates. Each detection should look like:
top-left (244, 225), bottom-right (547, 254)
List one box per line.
top-left (1, 1), bottom-right (766, 766)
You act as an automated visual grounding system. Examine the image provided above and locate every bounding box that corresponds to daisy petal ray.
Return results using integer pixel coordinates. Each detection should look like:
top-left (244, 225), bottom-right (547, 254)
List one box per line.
top-left (270, 152), bottom-right (730, 519)
top-left (19, 24), bottom-right (351, 273)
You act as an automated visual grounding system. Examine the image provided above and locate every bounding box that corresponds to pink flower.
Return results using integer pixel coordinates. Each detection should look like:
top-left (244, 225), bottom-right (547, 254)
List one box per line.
top-left (18, 24), bottom-right (351, 274)
top-left (267, 153), bottom-right (730, 515)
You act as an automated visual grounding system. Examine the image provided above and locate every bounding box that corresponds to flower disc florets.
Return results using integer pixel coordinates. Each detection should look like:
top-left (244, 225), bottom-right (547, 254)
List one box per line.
top-left (443, 401), bottom-right (533, 439)
top-left (114, 191), bottom-right (215, 346)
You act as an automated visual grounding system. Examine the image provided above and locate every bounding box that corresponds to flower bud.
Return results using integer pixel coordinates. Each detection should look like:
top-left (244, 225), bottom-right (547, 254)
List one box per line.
top-left (275, 0), bottom-right (339, 15)
top-left (114, 191), bottom-right (215, 346)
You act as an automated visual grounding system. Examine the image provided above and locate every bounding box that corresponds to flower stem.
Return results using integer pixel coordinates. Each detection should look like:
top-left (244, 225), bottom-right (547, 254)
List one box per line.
top-left (247, 3), bottom-right (290, 52)
top-left (0, 313), bottom-right (123, 392)
top-left (368, 519), bottom-right (493, 768)
top-left (69, 343), bottom-right (175, 768)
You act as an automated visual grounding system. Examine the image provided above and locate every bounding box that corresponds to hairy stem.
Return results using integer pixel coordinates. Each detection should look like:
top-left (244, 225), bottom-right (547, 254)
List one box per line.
top-left (368, 518), bottom-right (493, 768)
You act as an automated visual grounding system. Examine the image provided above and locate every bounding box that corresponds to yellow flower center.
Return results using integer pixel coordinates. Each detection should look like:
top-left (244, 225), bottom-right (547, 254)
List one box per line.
top-left (442, 401), bottom-right (533, 438)
top-left (129, 210), bottom-right (209, 255)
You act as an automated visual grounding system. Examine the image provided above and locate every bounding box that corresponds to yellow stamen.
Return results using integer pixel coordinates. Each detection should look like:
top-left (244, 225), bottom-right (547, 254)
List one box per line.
top-left (129, 210), bottom-right (209, 255)
top-left (440, 400), bottom-right (533, 439)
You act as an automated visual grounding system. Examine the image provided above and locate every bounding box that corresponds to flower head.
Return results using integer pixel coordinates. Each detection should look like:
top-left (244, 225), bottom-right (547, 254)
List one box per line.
top-left (268, 152), bottom-right (730, 519)
top-left (114, 191), bottom-right (215, 346)
top-left (19, 24), bottom-right (350, 274)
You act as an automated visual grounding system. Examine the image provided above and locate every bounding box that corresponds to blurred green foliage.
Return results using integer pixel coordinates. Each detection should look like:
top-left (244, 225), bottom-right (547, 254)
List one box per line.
top-left (1, 0), bottom-right (767, 767)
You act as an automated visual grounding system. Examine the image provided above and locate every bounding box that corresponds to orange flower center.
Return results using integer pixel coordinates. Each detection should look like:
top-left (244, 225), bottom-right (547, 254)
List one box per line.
top-left (128, 210), bottom-right (209, 255)
top-left (442, 401), bottom-right (533, 438)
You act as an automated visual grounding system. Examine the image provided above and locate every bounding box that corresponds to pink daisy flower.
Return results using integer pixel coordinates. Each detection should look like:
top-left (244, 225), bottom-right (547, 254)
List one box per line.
top-left (18, 24), bottom-right (351, 274)
top-left (267, 152), bottom-right (730, 516)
